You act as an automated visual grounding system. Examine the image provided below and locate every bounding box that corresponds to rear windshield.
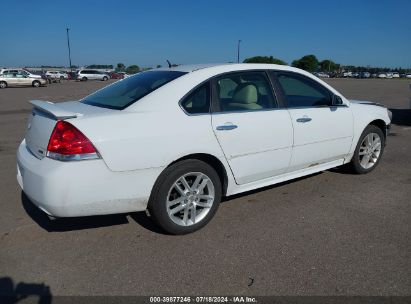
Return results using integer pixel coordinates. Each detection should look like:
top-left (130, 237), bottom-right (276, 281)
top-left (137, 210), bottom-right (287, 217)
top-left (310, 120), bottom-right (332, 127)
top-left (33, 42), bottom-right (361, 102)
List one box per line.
top-left (82, 71), bottom-right (187, 109)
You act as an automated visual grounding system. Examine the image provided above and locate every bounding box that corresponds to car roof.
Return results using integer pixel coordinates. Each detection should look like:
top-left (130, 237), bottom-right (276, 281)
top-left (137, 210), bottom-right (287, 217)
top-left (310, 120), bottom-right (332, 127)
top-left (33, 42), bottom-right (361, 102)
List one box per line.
top-left (155, 63), bottom-right (298, 74)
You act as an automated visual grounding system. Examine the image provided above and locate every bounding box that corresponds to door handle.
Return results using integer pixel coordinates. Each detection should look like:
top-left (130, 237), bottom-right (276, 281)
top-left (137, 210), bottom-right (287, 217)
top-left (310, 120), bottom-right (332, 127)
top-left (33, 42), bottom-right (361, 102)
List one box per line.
top-left (216, 124), bottom-right (238, 131)
top-left (296, 117), bottom-right (312, 123)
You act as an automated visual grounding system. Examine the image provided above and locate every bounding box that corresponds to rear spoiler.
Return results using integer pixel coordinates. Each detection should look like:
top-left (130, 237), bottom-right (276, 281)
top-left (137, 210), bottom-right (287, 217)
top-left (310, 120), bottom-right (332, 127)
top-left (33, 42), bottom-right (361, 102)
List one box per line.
top-left (29, 100), bottom-right (82, 120)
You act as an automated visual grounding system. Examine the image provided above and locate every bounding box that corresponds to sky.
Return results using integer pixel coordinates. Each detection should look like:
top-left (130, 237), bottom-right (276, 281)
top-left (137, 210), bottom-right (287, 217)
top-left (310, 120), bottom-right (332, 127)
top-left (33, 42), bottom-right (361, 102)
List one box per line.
top-left (1, 0), bottom-right (410, 68)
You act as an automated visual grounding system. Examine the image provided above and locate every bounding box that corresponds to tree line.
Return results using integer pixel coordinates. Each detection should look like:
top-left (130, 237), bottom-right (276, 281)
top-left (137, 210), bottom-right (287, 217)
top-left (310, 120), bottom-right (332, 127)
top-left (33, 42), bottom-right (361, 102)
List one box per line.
top-left (243, 55), bottom-right (410, 73)
top-left (84, 57), bottom-right (410, 75)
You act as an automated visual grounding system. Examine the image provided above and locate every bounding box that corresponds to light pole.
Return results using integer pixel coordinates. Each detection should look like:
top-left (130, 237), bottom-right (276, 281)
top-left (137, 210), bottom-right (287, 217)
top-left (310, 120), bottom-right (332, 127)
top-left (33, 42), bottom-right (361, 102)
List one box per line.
top-left (237, 40), bottom-right (242, 63)
top-left (66, 28), bottom-right (72, 70)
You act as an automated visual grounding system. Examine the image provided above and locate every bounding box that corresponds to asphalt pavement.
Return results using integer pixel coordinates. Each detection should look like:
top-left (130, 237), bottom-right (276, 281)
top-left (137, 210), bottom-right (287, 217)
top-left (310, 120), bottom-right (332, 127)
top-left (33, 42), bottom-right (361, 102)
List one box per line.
top-left (0, 79), bottom-right (410, 297)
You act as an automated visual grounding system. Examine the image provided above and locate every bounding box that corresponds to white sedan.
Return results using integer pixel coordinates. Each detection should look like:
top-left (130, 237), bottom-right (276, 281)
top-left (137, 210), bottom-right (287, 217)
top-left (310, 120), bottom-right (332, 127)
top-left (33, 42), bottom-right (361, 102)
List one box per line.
top-left (17, 64), bottom-right (392, 234)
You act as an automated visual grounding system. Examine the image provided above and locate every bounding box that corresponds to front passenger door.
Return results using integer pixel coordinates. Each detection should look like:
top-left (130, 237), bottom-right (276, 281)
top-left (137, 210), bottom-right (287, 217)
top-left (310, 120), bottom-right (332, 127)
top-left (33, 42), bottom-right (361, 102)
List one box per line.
top-left (274, 71), bottom-right (353, 172)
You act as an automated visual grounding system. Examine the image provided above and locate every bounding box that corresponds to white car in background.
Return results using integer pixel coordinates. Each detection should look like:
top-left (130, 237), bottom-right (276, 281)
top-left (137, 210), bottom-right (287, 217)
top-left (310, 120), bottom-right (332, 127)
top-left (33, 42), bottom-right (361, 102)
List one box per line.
top-left (45, 71), bottom-right (69, 80)
top-left (378, 73), bottom-right (387, 78)
top-left (392, 72), bottom-right (400, 78)
top-left (0, 68), bottom-right (42, 79)
top-left (17, 64), bottom-right (391, 234)
top-left (45, 71), bottom-right (66, 82)
top-left (59, 71), bottom-right (69, 79)
top-left (76, 69), bottom-right (110, 81)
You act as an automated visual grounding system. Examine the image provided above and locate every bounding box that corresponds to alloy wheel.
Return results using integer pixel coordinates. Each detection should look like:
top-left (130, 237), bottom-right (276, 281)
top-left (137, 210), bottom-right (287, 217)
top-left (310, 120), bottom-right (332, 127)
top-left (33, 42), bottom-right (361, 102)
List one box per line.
top-left (358, 132), bottom-right (382, 169)
top-left (166, 172), bottom-right (215, 226)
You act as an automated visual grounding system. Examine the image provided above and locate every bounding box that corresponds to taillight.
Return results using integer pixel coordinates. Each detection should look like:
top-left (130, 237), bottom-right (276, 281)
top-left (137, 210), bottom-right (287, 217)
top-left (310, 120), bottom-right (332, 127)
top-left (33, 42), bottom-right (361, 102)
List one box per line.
top-left (47, 121), bottom-right (99, 161)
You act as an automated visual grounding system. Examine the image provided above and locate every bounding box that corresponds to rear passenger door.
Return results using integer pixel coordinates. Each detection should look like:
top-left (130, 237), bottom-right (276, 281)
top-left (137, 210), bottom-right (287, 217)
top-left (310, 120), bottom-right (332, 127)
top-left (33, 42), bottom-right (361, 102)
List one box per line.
top-left (273, 71), bottom-right (353, 172)
top-left (211, 71), bottom-right (293, 185)
top-left (2, 74), bottom-right (19, 86)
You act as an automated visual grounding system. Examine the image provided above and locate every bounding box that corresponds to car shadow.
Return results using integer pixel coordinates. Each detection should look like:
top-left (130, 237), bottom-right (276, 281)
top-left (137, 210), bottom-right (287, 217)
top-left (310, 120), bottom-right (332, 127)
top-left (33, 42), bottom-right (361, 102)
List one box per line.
top-left (128, 212), bottom-right (169, 235)
top-left (389, 108), bottom-right (411, 126)
top-left (327, 165), bottom-right (356, 175)
top-left (0, 277), bottom-right (52, 304)
top-left (21, 192), bottom-right (129, 232)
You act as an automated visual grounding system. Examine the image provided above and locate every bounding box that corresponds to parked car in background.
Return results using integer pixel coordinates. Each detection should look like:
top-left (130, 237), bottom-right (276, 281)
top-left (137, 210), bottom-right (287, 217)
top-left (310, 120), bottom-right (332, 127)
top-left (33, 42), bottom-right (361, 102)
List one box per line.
top-left (386, 72), bottom-right (393, 79)
top-left (117, 72), bottom-right (130, 78)
top-left (392, 72), bottom-right (400, 78)
top-left (59, 71), bottom-right (70, 79)
top-left (109, 72), bottom-right (131, 79)
top-left (0, 73), bottom-right (47, 88)
top-left (0, 68), bottom-right (42, 79)
top-left (76, 70), bottom-right (110, 81)
top-left (315, 72), bottom-right (329, 78)
top-left (67, 71), bottom-right (77, 80)
top-left (361, 72), bottom-right (371, 78)
top-left (17, 63), bottom-right (391, 234)
top-left (45, 71), bottom-right (65, 82)
top-left (406, 74), bottom-right (411, 79)
top-left (342, 71), bottom-right (352, 77)
top-left (378, 73), bottom-right (387, 78)
top-left (108, 72), bottom-right (123, 79)
top-left (45, 71), bottom-right (64, 79)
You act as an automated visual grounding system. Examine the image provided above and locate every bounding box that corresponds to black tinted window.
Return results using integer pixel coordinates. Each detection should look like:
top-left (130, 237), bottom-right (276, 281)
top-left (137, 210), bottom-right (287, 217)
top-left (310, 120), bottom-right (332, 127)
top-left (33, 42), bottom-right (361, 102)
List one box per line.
top-left (277, 72), bottom-right (331, 107)
top-left (215, 72), bottom-right (277, 112)
top-left (181, 83), bottom-right (210, 114)
top-left (82, 71), bottom-right (186, 109)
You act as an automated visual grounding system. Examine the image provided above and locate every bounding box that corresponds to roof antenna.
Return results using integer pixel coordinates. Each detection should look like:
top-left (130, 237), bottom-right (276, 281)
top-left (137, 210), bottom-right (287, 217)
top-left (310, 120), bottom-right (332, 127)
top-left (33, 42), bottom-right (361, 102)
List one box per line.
top-left (166, 60), bottom-right (172, 68)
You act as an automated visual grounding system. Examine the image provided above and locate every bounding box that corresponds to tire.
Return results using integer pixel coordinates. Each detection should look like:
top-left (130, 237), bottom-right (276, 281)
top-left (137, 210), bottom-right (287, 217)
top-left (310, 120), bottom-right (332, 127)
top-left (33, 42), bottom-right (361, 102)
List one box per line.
top-left (82, 77), bottom-right (87, 81)
top-left (32, 80), bottom-right (41, 87)
top-left (0, 81), bottom-right (7, 89)
top-left (148, 159), bottom-right (222, 235)
top-left (103, 76), bottom-right (108, 81)
top-left (60, 76), bottom-right (64, 80)
top-left (349, 125), bottom-right (385, 174)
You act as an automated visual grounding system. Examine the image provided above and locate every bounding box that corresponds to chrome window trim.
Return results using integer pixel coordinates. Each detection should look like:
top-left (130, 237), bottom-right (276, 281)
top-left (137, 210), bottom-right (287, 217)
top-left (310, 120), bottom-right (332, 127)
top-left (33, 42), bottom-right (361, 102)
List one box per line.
top-left (211, 107), bottom-right (288, 115)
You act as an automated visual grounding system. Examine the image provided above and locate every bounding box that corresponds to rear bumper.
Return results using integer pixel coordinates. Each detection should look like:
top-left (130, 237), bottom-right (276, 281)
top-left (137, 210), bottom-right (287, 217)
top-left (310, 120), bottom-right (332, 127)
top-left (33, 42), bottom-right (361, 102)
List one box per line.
top-left (17, 140), bottom-right (163, 217)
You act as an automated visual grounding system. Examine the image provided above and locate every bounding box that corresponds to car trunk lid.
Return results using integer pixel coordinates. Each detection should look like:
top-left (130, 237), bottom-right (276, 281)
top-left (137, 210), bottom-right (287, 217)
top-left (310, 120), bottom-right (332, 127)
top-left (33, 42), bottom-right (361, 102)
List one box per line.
top-left (25, 100), bottom-right (111, 159)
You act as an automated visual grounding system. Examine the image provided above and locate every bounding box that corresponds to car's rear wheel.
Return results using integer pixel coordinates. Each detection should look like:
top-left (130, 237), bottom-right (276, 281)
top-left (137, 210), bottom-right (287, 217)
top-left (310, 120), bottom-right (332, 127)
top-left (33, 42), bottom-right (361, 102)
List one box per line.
top-left (148, 159), bottom-right (222, 234)
top-left (0, 81), bottom-right (7, 89)
top-left (349, 125), bottom-right (385, 174)
top-left (32, 80), bottom-right (41, 87)
top-left (103, 76), bottom-right (108, 81)
top-left (82, 77), bottom-right (87, 81)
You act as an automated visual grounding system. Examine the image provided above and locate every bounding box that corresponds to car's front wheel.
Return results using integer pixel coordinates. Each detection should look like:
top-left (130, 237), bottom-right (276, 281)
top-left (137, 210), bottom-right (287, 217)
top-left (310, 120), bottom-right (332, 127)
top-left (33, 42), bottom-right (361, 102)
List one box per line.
top-left (148, 159), bottom-right (222, 234)
top-left (350, 125), bottom-right (385, 174)
top-left (32, 80), bottom-right (41, 87)
top-left (0, 81), bottom-right (7, 89)
top-left (102, 76), bottom-right (108, 81)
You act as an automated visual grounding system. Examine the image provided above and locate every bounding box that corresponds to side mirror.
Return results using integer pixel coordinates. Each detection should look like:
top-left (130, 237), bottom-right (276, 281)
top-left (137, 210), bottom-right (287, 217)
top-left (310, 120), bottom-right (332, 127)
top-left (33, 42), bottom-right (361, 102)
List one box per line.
top-left (332, 95), bottom-right (344, 106)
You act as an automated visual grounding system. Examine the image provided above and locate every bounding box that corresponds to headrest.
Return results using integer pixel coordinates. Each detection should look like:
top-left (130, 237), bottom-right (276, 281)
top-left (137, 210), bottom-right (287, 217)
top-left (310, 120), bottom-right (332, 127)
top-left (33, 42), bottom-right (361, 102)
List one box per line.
top-left (232, 83), bottom-right (258, 104)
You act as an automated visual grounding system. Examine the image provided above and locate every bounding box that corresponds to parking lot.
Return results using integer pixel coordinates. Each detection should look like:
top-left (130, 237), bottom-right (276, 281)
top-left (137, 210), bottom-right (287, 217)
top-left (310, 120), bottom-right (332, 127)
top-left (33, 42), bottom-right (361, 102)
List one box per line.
top-left (0, 79), bottom-right (410, 296)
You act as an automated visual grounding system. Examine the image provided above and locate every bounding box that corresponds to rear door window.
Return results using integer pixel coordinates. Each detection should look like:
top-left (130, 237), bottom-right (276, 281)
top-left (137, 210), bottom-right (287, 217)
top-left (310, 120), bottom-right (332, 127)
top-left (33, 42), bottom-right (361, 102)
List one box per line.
top-left (214, 71), bottom-right (277, 112)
